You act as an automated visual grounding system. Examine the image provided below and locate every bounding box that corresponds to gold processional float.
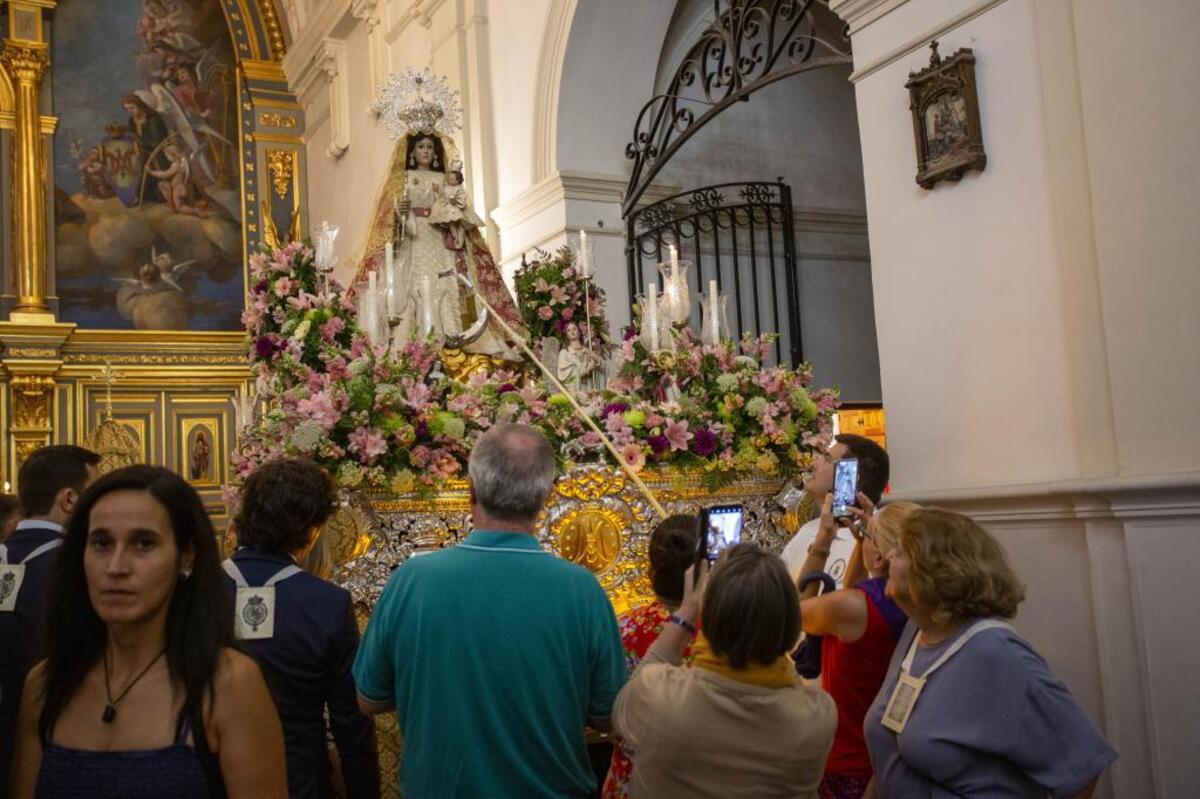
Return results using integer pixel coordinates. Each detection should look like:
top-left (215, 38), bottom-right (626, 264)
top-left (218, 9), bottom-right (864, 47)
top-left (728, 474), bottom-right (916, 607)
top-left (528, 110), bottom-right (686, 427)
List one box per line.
top-left (228, 68), bottom-right (833, 615)
top-left (221, 67), bottom-right (833, 791)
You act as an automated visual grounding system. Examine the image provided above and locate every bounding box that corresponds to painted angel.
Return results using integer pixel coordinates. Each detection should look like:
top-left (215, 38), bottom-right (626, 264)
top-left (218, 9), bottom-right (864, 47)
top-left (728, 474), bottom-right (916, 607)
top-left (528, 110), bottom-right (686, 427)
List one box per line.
top-left (114, 261), bottom-right (189, 329)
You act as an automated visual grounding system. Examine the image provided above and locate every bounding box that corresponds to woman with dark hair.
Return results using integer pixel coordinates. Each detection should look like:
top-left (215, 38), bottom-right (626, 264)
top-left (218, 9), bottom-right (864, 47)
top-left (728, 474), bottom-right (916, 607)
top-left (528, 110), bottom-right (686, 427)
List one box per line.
top-left (612, 544), bottom-right (836, 798)
top-left (602, 514), bottom-right (700, 798)
top-left (225, 459), bottom-right (379, 799)
top-left (9, 465), bottom-right (286, 798)
top-left (864, 508), bottom-right (1115, 798)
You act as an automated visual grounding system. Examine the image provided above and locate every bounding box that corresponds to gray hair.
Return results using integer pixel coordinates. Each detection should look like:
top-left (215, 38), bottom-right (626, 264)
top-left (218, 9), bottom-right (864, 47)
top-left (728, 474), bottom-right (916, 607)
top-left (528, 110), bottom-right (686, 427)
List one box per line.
top-left (468, 423), bottom-right (557, 522)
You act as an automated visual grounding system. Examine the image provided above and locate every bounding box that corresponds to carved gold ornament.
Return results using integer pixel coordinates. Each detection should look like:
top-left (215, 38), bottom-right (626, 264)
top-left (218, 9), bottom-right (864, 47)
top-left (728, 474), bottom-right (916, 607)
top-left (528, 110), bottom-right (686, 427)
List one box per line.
top-left (0, 41), bottom-right (49, 83)
top-left (258, 112), bottom-right (297, 129)
top-left (266, 149), bottom-right (297, 199)
top-left (254, 0), bottom-right (288, 60)
top-left (10, 375), bottom-right (54, 429)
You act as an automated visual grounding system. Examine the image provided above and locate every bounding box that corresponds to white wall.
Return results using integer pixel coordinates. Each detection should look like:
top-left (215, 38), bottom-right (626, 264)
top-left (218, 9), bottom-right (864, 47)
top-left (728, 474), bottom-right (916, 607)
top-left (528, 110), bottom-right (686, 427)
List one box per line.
top-left (833, 0), bottom-right (1200, 795)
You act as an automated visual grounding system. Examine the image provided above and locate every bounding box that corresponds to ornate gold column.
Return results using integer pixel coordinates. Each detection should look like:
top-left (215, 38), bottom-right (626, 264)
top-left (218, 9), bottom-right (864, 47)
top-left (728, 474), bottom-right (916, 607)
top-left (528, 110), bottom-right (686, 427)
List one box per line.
top-left (2, 1), bottom-right (54, 323)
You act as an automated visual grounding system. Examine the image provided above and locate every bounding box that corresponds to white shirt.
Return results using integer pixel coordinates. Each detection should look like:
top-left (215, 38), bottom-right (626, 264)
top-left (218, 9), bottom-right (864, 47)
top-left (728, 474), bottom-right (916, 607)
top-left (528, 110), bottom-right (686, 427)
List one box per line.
top-left (780, 517), bottom-right (858, 590)
top-left (13, 519), bottom-right (64, 535)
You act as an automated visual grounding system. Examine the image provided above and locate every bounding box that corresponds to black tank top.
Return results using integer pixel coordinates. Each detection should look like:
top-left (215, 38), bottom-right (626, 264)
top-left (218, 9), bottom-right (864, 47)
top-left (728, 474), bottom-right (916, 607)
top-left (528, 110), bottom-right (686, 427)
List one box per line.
top-left (36, 707), bottom-right (226, 798)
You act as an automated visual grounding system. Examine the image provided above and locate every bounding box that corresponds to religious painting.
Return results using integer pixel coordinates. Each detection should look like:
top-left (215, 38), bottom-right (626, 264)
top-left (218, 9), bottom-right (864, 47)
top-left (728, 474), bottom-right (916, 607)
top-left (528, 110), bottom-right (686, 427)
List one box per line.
top-left (906, 41), bottom-right (987, 189)
top-left (52, 1), bottom-right (244, 330)
top-left (180, 419), bottom-right (219, 485)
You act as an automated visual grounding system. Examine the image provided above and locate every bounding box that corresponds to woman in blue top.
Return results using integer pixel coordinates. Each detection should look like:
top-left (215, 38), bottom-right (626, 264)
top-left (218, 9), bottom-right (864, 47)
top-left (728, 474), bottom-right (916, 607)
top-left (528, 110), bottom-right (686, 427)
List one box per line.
top-left (864, 508), bottom-right (1116, 798)
top-left (10, 466), bottom-right (286, 798)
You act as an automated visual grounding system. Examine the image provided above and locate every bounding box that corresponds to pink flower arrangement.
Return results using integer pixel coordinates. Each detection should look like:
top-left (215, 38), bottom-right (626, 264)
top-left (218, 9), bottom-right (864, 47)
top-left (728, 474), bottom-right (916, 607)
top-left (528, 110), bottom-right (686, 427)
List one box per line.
top-left (227, 241), bottom-right (837, 505)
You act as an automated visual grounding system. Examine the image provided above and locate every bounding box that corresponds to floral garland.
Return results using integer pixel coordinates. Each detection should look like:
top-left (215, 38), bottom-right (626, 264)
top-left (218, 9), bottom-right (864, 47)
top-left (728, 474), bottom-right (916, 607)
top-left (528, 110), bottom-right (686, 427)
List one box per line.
top-left (513, 246), bottom-right (613, 363)
top-left (227, 243), bottom-right (837, 505)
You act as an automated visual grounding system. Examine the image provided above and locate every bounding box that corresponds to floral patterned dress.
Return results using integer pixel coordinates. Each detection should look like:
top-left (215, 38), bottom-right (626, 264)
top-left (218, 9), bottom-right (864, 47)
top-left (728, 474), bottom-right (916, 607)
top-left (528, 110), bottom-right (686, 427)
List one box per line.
top-left (601, 600), bottom-right (696, 798)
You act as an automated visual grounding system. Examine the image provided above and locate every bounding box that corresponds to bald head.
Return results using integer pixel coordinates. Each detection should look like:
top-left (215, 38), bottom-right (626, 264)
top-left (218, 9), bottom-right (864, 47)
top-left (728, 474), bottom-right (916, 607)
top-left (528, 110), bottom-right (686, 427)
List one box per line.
top-left (468, 423), bottom-right (557, 525)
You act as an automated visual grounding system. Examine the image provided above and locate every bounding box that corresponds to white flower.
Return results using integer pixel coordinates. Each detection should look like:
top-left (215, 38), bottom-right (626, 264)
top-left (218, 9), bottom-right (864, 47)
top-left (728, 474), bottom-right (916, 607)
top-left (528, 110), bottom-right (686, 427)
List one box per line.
top-left (292, 320), bottom-right (312, 341)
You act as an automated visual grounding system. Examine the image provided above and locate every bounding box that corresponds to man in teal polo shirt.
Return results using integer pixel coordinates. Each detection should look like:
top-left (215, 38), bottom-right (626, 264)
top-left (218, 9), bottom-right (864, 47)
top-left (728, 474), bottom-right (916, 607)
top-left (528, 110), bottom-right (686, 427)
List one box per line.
top-left (354, 423), bottom-right (627, 797)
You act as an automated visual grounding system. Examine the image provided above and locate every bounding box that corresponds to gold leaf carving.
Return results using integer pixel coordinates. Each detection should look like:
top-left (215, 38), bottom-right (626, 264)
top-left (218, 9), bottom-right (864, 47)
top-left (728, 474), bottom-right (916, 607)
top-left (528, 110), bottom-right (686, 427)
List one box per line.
top-left (266, 149), bottom-right (297, 199)
top-left (63, 353), bottom-right (247, 366)
top-left (6, 347), bottom-right (57, 358)
top-left (258, 112), bottom-right (297, 129)
top-left (255, 0), bottom-right (288, 60)
top-left (10, 375), bottom-right (55, 429)
top-left (0, 41), bottom-right (49, 83)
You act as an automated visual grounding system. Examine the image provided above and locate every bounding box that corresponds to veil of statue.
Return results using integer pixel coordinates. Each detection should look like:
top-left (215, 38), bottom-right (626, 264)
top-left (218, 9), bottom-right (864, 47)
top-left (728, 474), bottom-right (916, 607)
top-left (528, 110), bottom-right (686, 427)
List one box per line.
top-left (350, 70), bottom-right (525, 360)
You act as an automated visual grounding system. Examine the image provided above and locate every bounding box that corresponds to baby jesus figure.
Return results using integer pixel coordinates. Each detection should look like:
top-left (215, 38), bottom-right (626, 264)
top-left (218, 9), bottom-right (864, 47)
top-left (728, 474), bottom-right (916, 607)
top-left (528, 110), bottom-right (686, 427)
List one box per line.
top-left (427, 160), bottom-right (485, 250)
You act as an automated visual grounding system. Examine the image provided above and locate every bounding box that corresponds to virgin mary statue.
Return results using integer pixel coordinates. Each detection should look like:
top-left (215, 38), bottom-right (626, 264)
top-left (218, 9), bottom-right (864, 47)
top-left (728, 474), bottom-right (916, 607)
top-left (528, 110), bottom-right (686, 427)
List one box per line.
top-left (351, 69), bottom-right (524, 358)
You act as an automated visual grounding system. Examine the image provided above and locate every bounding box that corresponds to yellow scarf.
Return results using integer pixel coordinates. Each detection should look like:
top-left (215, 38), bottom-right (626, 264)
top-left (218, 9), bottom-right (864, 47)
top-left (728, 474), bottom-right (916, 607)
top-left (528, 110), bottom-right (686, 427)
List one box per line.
top-left (691, 634), bottom-right (797, 688)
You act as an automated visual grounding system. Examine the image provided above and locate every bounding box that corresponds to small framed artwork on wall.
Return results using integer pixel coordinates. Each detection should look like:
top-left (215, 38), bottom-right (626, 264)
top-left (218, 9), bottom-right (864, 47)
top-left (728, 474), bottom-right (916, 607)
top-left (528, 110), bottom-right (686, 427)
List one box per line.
top-left (906, 41), bottom-right (987, 189)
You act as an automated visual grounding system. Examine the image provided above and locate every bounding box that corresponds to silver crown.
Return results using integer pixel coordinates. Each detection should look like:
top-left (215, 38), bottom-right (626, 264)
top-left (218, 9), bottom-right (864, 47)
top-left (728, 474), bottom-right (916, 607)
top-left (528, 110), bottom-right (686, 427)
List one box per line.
top-left (379, 67), bottom-right (462, 139)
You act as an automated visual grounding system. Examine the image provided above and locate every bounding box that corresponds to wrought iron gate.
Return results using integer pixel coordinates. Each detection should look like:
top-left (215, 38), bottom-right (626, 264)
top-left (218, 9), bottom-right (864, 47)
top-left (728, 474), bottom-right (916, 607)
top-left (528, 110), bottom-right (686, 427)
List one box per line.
top-left (625, 179), bottom-right (800, 365)
top-left (620, 0), bottom-right (852, 367)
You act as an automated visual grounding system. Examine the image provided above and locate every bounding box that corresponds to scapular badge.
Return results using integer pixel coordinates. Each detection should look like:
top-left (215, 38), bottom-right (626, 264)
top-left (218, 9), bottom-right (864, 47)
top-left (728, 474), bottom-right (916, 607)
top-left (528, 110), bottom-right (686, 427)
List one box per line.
top-left (0, 565), bottom-right (26, 613)
top-left (235, 586), bottom-right (276, 640)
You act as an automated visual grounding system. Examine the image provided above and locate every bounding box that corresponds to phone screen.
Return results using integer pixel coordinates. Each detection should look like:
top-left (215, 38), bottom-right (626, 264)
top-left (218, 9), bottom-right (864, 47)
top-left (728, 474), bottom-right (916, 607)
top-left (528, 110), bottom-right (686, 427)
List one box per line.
top-left (832, 458), bottom-right (860, 518)
top-left (704, 504), bottom-right (744, 562)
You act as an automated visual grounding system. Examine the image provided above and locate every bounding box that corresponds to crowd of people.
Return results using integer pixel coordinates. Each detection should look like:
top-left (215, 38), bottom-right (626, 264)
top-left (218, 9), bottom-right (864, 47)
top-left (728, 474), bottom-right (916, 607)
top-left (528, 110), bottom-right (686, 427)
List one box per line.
top-left (0, 426), bottom-right (1116, 798)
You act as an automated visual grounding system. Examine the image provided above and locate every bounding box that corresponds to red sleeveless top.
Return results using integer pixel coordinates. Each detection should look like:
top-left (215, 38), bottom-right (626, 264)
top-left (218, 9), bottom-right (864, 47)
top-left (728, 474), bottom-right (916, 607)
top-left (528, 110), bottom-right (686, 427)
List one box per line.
top-left (820, 579), bottom-right (905, 779)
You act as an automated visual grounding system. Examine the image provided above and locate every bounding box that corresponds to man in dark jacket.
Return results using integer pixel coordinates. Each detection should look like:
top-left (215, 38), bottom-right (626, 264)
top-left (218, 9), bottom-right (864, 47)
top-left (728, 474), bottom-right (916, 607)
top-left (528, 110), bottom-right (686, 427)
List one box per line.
top-left (0, 445), bottom-right (100, 789)
top-left (223, 459), bottom-right (379, 799)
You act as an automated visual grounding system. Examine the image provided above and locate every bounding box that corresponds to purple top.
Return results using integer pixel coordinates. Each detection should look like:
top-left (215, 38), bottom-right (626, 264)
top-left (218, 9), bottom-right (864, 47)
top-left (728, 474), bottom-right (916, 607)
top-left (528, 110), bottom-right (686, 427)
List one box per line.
top-left (865, 620), bottom-right (1116, 797)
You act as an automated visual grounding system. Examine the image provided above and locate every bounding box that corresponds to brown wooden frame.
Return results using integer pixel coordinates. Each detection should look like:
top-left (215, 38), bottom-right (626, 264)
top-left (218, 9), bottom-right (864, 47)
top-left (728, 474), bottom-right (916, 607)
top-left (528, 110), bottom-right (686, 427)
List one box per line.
top-left (906, 41), bottom-right (987, 189)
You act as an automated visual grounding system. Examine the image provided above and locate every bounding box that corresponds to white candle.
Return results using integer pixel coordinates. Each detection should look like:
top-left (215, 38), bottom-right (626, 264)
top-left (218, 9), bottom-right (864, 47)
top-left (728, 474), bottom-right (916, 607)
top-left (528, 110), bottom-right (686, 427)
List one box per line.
top-left (385, 242), bottom-right (397, 316)
top-left (707, 279), bottom-right (719, 343)
top-left (578, 230), bottom-right (591, 278)
top-left (669, 243), bottom-right (679, 274)
top-left (647, 282), bottom-right (659, 352)
top-left (420, 274), bottom-right (435, 334)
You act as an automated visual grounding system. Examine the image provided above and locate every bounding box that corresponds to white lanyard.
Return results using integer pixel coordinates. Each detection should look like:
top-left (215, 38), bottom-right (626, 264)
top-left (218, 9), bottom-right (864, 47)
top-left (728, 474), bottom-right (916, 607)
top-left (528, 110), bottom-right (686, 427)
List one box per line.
top-left (0, 539), bottom-right (64, 612)
top-left (0, 538), bottom-right (63, 566)
top-left (222, 559), bottom-right (301, 640)
top-left (882, 619), bottom-right (1013, 734)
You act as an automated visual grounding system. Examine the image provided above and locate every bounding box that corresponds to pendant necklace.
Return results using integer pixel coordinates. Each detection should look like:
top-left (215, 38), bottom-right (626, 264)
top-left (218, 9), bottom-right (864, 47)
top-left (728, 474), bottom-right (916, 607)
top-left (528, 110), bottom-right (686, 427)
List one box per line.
top-left (102, 647), bottom-right (166, 724)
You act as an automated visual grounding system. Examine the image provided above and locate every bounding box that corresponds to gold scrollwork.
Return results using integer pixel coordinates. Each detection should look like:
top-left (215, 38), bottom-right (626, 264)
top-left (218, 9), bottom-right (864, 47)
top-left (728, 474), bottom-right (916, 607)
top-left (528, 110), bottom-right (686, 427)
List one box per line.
top-left (555, 468), bottom-right (629, 503)
top-left (258, 112), bottom-right (297, 129)
top-left (62, 353), bottom-right (248, 365)
top-left (6, 347), bottom-right (57, 358)
top-left (10, 374), bottom-right (55, 429)
top-left (266, 148), bottom-right (297, 200)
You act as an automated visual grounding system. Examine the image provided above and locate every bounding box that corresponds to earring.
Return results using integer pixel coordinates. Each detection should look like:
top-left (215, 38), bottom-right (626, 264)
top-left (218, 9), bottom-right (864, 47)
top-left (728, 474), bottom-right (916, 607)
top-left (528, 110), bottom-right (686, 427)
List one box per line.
top-left (179, 566), bottom-right (193, 580)
top-left (408, 156), bottom-right (416, 168)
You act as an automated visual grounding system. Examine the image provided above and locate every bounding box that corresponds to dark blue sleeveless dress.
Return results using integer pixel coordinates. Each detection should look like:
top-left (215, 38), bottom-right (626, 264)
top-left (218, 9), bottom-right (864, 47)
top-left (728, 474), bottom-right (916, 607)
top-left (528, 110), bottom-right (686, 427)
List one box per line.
top-left (35, 710), bottom-right (225, 798)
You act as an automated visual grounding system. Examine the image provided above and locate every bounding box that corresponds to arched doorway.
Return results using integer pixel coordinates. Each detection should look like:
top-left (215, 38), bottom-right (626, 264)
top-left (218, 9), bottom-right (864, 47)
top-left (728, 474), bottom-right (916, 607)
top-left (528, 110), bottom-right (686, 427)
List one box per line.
top-left (552, 0), bottom-right (881, 400)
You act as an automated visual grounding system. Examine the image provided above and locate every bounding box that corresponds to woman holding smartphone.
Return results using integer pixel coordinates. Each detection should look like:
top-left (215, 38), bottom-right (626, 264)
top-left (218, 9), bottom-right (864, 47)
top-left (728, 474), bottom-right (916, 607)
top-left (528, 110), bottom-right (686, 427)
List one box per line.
top-left (799, 502), bottom-right (917, 799)
top-left (611, 545), bottom-right (836, 798)
top-left (9, 466), bottom-right (287, 798)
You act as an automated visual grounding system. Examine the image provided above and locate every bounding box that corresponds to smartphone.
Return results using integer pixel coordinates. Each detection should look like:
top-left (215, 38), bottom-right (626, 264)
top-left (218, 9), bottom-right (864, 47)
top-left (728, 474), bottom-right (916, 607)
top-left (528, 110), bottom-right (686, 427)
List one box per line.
top-left (696, 503), bottom-right (745, 565)
top-left (832, 458), bottom-right (860, 519)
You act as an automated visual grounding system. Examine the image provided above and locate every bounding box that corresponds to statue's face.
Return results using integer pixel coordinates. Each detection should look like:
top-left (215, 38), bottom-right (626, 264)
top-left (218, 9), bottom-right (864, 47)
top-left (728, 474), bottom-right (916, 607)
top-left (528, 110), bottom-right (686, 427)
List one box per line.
top-left (413, 138), bottom-right (436, 168)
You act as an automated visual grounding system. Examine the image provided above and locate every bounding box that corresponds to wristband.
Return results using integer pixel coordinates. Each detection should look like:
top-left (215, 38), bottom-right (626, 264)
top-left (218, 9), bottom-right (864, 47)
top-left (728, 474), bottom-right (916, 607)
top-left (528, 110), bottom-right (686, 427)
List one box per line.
top-left (667, 613), bottom-right (697, 635)
top-left (807, 542), bottom-right (831, 559)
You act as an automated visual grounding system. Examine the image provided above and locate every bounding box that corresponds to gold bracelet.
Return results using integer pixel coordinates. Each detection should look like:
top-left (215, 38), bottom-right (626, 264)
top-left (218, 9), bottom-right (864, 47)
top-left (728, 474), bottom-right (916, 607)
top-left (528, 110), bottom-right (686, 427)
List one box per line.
top-left (807, 542), bottom-right (831, 559)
